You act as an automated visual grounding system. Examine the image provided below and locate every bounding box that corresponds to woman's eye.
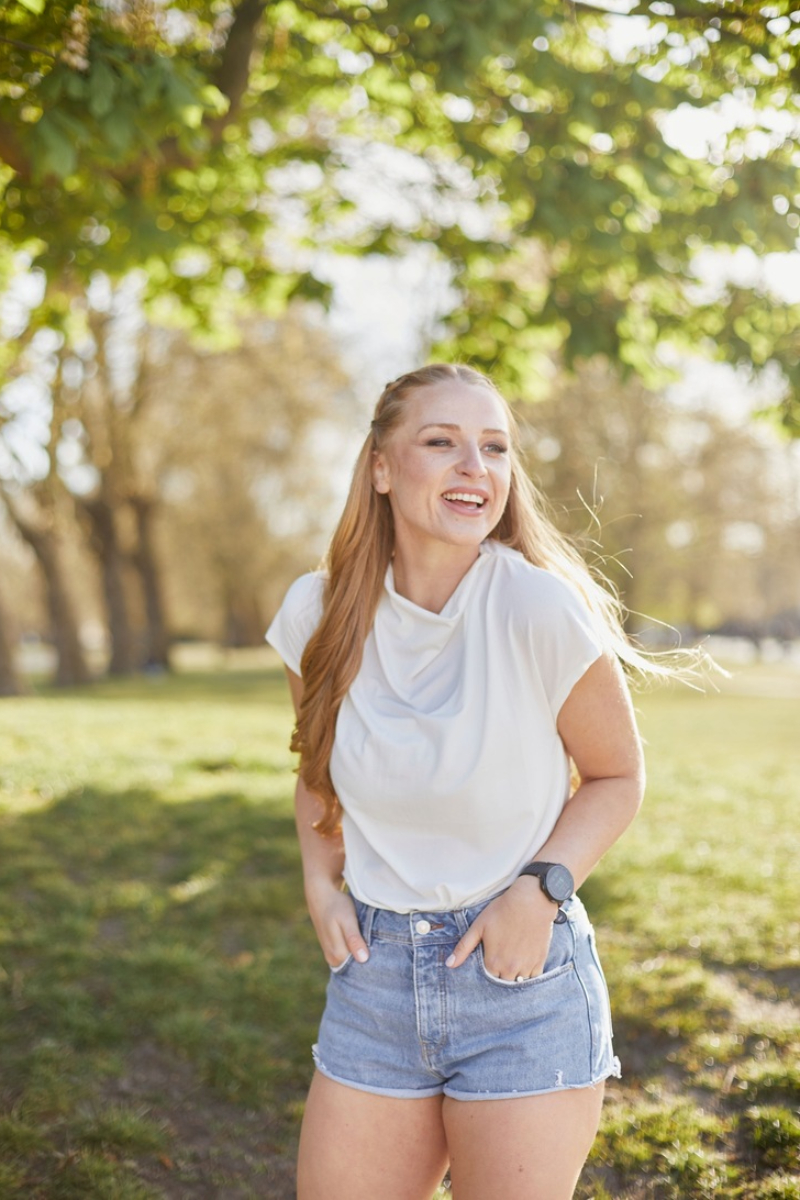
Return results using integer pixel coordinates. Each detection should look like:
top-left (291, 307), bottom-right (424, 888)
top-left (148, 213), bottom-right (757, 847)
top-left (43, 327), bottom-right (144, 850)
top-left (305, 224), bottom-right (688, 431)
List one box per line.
top-left (424, 437), bottom-right (507, 453)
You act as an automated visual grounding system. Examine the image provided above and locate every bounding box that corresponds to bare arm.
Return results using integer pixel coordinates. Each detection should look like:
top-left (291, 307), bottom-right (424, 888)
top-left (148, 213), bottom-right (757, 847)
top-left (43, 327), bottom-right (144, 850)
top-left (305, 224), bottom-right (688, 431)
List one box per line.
top-left (286, 669), bottom-right (370, 968)
top-left (446, 653), bottom-right (645, 980)
top-left (534, 650), bottom-right (645, 888)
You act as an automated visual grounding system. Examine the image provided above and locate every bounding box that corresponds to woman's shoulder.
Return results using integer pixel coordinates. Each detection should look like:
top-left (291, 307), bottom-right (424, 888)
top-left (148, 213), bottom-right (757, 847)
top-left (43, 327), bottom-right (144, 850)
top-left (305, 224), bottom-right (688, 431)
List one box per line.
top-left (482, 542), bottom-right (605, 690)
top-left (265, 570), bottom-right (327, 675)
top-left (483, 541), bottom-right (587, 611)
top-left (279, 570), bottom-right (327, 617)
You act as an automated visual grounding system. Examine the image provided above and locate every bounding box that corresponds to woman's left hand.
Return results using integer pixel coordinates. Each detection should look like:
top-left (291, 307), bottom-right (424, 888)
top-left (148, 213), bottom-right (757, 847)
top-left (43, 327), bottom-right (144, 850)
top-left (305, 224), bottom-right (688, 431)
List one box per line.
top-left (445, 878), bottom-right (559, 980)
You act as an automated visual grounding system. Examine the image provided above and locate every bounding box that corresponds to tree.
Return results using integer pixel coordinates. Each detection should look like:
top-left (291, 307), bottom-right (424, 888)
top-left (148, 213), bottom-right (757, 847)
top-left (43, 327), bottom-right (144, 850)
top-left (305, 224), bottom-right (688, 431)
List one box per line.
top-left (0, 488), bottom-right (92, 685)
top-left (64, 290), bottom-right (168, 673)
top-left (144, 310), bottom-right (355, 645)
top-left (1, 289), bottom-right (355, 668)
top-left (1, 1), bottom-right (799, 426)
top-left (0, 579), bottom-right (25, 695)
top-left (521, 360), bottom-right (800, 633)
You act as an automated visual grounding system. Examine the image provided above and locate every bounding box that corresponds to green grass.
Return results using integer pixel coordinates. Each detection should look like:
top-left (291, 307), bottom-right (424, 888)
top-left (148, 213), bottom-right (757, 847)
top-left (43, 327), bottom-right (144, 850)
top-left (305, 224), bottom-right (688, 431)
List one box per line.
top-left (0, 660), bottom-right (798, 1198)
top-left (578, 667), bottom-right (800, 1200)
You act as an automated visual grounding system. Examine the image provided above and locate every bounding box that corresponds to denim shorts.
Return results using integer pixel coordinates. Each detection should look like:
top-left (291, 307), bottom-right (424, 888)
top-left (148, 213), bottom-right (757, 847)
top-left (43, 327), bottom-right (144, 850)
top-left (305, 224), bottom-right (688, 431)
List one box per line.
top-left (312, 892), bottom-right (621, 1101)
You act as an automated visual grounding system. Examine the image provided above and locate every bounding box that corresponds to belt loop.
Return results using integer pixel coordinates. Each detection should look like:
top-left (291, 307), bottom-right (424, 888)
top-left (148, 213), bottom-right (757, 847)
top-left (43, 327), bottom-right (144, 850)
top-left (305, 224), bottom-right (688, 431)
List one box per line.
top-left (454, 906), bottom-right (471, 937)
top-left (361, 902), bottom-right (376, 948)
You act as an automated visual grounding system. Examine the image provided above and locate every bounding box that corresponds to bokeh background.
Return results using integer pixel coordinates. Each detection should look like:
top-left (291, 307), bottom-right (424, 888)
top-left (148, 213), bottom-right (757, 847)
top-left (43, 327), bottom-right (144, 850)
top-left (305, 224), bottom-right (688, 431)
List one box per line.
top-left (1, 0), bottom-right (800, 679)
top-left (1, 4), bottom-right (799, 1199)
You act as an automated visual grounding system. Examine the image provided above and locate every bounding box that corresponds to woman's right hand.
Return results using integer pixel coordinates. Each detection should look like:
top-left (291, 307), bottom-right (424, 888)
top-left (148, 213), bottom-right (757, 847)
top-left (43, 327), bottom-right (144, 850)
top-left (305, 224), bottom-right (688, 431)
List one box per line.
top-left (285, 670), bottom-right (369, 970)
top-left (306, 881), bottom-right (370, 969)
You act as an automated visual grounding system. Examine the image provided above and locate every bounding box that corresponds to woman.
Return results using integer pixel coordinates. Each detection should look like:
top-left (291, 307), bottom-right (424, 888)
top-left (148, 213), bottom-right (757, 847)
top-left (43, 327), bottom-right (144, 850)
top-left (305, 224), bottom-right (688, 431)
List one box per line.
top-left (267, 363), bottom-right (647, 1200)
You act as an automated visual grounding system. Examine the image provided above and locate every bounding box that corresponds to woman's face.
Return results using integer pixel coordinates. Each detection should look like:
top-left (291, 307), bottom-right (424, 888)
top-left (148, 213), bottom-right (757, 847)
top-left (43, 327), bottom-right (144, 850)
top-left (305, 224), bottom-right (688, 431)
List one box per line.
top-left (372, 381), bottom-right (513, 557)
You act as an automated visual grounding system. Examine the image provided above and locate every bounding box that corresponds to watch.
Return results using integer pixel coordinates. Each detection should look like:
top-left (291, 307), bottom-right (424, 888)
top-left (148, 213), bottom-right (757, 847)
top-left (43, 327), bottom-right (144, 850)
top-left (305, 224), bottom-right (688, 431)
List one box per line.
top-left (518, 861), bottom-right (574, 905)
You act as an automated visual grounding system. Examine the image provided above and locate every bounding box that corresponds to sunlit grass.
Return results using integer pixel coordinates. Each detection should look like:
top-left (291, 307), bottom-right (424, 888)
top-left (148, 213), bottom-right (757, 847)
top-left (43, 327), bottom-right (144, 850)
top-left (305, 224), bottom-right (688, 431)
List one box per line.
top-left (576, 669), bottom-right (800, 1199)
top-left (0, 661), bottom-right (797, 1197)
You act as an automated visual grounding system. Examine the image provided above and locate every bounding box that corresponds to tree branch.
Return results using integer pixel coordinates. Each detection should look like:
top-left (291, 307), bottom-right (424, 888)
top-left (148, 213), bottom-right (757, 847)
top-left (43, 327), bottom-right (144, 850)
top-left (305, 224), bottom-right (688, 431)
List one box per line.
top-left (110, 0), bottom-right (270, 179)
top-left (0, 35), bottom-right (57, 58)
top-left (1, 488), bottom-right (47, 550)
top-left (1, 0), bottom-right (268, 183)
top-left (0, 118), bottom-right (31, 179)
top-left (212, 0), bottom-right (268, 122)
top-left (570, 0), bottom-right (767, 33)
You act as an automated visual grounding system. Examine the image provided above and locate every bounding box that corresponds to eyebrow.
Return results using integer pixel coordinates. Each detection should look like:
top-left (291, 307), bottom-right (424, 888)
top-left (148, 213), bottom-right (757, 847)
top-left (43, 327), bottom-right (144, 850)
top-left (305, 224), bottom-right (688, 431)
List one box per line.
top-left (417, 423), bottom-right (509, 436)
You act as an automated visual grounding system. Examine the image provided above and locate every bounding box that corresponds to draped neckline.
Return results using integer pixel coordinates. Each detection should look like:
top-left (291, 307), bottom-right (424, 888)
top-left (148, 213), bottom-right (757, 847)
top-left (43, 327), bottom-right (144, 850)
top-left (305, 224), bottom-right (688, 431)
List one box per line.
top-left (383, 540), bottom-right (493, 626)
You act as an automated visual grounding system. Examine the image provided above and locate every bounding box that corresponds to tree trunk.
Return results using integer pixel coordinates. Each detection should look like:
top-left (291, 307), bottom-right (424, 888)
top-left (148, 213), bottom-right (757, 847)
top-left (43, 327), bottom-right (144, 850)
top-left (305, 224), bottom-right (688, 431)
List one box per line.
top-left (81, 495), bottom-right (137, 675)
top-left (131, 496), bottom-right (171, 669)
top-left (0, 584), bottom-right (26, 696)
top-left (224, 586), bottom-right (266, 648)
top-left (4, 508), bottom-right (91, 686)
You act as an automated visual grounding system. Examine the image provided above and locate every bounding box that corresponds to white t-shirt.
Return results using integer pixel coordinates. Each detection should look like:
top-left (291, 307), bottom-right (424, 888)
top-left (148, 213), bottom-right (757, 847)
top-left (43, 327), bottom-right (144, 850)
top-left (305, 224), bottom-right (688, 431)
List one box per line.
top-left (266, 539), bottom-right (604, 913)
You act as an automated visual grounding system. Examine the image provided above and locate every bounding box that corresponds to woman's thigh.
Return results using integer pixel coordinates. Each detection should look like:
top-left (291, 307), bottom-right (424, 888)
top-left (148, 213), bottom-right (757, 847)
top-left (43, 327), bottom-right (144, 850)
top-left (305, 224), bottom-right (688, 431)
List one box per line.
top-left (443, 1083), bottom-right (605, 1200)
top-left (297, 1071), bottom-right (450, 1200)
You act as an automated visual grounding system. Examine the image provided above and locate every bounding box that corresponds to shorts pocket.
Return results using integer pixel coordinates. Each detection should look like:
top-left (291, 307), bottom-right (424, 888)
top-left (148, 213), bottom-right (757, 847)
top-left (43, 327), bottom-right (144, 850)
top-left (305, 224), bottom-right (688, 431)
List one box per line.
top-left (328, 895), bottom-right (367, 977)
top-left (477, 947), bottom-right (575, 989)
top-left (586, 926), bottom-right (615, 1036)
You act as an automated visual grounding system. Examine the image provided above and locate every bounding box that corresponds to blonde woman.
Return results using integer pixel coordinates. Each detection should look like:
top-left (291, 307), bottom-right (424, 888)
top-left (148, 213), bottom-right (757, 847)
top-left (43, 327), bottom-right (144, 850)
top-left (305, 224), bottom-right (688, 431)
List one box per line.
top-left (267, 364), bottom-right (646, 1200)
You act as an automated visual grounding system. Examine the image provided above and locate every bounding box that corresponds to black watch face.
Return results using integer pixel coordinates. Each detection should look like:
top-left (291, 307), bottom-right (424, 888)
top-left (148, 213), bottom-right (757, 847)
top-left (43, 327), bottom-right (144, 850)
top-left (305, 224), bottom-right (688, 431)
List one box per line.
top-left (544, 864), bottom-right (574, 903)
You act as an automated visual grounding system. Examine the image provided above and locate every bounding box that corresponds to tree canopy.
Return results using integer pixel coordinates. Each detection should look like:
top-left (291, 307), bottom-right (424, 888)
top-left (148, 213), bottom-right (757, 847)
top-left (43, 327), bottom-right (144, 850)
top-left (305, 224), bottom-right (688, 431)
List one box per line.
top-left (1, 0), bottom-right (799, 426)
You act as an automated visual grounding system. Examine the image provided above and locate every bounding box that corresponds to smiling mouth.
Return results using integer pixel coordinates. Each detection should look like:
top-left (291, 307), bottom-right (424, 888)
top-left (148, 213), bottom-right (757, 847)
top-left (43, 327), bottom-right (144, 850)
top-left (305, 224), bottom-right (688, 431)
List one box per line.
top-left (442, 491), bottom-right (487, 511)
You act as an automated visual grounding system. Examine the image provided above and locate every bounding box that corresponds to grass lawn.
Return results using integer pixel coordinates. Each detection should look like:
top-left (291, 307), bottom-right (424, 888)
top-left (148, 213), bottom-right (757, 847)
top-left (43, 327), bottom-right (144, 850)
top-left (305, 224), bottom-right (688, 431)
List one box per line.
top-left (0, 659), bottom-right (798, 1198)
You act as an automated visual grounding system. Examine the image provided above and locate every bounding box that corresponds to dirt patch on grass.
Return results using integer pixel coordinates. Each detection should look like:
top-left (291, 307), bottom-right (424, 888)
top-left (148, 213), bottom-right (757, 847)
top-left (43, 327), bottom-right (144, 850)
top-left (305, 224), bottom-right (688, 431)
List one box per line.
top-left (99, 1041), bottom-right (298, 1200)
top-left (717, 971), bottom-right (800, 1032)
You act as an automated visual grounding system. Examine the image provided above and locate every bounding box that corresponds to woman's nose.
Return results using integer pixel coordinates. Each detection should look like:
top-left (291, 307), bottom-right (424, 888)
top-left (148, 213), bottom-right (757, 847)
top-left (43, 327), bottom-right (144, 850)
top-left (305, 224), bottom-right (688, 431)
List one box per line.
top-left (458, 442), bottom-right (487, 476)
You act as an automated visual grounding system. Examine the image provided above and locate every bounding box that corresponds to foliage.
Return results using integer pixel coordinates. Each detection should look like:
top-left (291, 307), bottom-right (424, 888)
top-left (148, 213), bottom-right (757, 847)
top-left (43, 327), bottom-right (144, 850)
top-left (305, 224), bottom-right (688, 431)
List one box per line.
top-left (0, 662), bottom-right (799, 1197)
top-left (0, 297), bottom-right (355, 674)
top-left (1, 2), bottom-right (799, 425)
top-left (142, 310), bottom-right (356, 642)
top-left (518, 361), bottom-right (800, 631)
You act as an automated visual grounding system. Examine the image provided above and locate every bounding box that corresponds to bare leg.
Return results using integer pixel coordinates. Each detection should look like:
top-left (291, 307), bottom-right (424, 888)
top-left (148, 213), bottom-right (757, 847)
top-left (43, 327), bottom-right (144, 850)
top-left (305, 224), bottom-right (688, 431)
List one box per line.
top-left (297, 1071), bottom-right (450, 1200)
top-left (443, 1083), bottom-right (604, 1200)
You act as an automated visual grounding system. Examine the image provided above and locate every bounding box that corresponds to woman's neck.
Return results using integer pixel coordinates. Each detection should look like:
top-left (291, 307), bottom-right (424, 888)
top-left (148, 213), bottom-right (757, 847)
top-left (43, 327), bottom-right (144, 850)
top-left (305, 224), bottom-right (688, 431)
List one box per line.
top-left (391, 542), bottom-right (482, 613)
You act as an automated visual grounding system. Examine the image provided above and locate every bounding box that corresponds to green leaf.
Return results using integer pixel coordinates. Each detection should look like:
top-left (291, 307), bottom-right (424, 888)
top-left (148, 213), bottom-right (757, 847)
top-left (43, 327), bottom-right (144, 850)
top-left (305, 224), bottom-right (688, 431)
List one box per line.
top-left (15, 0), bottom-right (45, 13)
top-left (199, 86), bottom-right (229, 118)
top-left (139, 63), bottom-right (166, 109)
top-left (34, 116), bottom-right (78, 179)
top-left (166, 73), bottom-right (203, 114)
top-left (88, 61), bottom-right (119, 120)
top-left (100, 107), bottom-right (136, 158)
top-left (65, 73), bottom-right (88, 101)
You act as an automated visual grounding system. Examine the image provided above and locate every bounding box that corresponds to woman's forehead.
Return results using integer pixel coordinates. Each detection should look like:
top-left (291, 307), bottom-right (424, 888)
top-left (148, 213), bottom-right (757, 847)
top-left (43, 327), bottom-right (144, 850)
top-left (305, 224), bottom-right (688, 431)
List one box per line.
top-left (401, 381), bottom-right (510, 430)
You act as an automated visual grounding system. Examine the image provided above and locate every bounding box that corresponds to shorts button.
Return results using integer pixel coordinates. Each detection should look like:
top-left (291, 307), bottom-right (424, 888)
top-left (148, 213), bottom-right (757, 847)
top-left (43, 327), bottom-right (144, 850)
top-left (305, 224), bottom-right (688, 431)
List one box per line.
top-left (415, 919), bottom-right (431, 935)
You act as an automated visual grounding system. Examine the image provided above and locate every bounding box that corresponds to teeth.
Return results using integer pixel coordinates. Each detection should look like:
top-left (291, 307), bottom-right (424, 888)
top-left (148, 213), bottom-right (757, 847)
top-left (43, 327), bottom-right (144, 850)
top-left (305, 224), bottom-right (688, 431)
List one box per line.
top-left (443, 492), bottom-right (485, 505)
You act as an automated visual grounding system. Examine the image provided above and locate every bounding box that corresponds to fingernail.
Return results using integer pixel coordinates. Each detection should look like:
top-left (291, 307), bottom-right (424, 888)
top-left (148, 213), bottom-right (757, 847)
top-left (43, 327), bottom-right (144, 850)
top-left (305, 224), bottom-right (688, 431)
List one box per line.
top-left (446, 953), bottom-right (456, 968)
top-left (355, 948), bottom-right (369, 963)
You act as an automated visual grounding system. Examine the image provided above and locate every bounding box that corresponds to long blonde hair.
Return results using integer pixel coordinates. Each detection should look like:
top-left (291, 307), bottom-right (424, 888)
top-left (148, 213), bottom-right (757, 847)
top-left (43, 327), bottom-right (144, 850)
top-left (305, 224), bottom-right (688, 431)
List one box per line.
top-left (292, 363), bottom-right (674, 834)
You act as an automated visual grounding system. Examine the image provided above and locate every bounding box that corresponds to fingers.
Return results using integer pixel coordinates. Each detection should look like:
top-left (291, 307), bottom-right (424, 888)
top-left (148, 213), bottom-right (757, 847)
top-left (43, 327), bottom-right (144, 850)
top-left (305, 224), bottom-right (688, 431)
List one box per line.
top-left (344, 925), bottom-right (369, 964)
top-left (446, 921), bottom-right (483, 969)
top-left (485, 954), bottom-right (547, 981)
top-left (482, 922), bottom-right (553, 980)
top-left (324, 909), bottom-right (369, 967)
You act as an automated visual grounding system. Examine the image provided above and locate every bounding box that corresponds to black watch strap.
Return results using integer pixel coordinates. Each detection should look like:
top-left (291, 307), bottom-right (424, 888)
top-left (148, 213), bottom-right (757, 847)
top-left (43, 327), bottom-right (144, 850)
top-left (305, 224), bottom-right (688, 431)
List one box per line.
top-left (518, 861), bottom-right (558, 879)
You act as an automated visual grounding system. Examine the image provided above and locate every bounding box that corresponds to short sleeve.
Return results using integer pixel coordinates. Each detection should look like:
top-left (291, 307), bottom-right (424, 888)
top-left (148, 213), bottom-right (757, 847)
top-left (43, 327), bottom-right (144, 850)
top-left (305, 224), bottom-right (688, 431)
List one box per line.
top-left (529, 575), bottom-right (605, 719)
top-left (265, 572), bottom-right (325, 676)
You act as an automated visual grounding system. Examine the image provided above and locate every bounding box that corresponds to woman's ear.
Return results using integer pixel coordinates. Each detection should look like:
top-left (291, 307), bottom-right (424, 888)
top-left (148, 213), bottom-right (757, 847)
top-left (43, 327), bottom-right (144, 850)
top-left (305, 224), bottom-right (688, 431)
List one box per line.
top-left (372, 450), bottom-right (390, 495)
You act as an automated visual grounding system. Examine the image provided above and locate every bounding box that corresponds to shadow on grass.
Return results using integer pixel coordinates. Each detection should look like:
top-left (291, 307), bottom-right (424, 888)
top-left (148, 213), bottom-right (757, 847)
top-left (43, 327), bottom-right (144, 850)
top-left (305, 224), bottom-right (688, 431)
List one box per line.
top-left (0, 785), bottom-right (321, 1198)
top-left (28, 668), bottom-right (292, 705)
top-left (2, 772), bottom-right (798, 1198)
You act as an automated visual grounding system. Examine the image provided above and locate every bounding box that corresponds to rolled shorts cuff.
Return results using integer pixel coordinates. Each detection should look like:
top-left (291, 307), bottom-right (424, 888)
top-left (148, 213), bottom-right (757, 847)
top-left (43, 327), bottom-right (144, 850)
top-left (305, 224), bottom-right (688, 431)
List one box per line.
top-left (443, 1056), bottom-right (622, 1102)
top-left (311, 1047), bottom-right (622, 1104)
top-left (312, 1044), bottom-right (445, 1100)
